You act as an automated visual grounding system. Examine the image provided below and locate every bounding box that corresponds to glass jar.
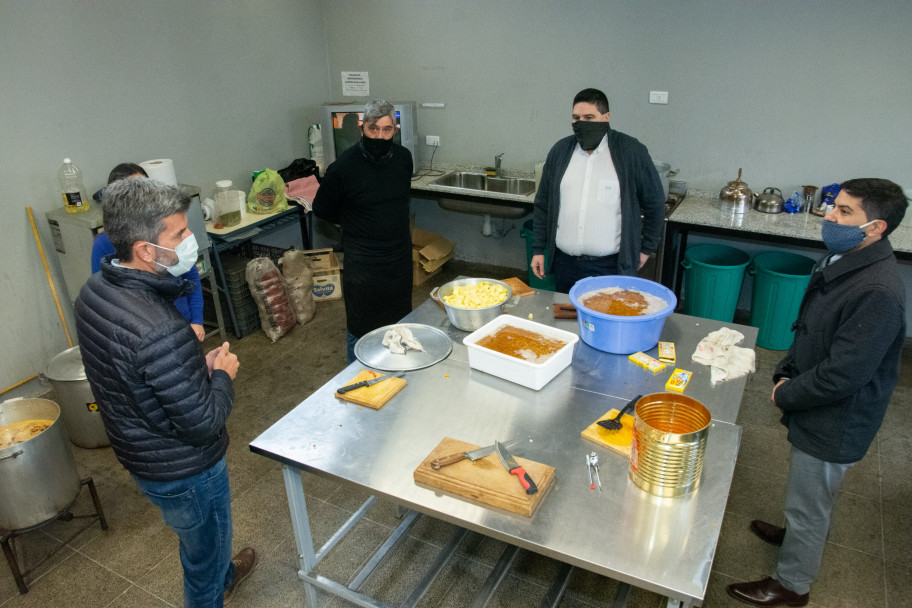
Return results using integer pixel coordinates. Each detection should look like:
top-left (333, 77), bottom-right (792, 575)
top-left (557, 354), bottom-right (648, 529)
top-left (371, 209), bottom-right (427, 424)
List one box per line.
top-left (213, 180), bottom-right (241, 228)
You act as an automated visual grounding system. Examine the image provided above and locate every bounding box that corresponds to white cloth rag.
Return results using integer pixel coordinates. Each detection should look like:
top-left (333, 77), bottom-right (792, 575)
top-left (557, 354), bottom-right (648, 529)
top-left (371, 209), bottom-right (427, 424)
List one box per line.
top-left (691, 327), bottom-right (756, 385)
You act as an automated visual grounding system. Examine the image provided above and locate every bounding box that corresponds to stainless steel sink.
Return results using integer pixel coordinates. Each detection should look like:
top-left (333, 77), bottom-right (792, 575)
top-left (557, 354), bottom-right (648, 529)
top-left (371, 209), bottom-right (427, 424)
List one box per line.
top-left (431, 171), bottom-right (536, 196)
top-left (430, 171), bottom-right (535, 219)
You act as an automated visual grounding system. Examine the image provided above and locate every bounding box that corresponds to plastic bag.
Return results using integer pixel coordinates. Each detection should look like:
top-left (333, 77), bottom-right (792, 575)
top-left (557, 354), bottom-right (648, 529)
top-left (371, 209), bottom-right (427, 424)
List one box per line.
top-left (245, 257), bottom-right (296, 342)
top-left (783, 191), bottom-right (802, 213)
top-left (277, 157), bottom-right (319, 184)
top-left (281, 249), bottom-right (316, 325)
top-left (247, 169), bottom-right (288, 214)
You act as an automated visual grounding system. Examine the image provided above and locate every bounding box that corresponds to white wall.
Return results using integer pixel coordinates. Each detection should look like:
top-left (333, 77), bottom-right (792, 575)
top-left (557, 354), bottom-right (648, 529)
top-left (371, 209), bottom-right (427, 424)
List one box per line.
top-left (0, 0), bottom-right (330, 391)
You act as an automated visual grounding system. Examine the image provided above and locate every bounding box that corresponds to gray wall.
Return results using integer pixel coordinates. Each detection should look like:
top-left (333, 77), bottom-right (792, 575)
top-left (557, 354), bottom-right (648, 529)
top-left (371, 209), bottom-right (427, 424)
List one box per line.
top-left (0, 0), bottom-right (330, 390)
top-left (322, 0), bottom-right (911, 191)
top-left (320, 0), bottom-right (911, 265)
top-left (2, 0), bottom-right (911, 389)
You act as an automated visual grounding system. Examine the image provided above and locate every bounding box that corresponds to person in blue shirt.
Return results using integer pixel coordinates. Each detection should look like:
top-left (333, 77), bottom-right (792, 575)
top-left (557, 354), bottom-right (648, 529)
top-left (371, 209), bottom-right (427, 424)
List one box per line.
top-left (91, 163), bottom-right (205, 340)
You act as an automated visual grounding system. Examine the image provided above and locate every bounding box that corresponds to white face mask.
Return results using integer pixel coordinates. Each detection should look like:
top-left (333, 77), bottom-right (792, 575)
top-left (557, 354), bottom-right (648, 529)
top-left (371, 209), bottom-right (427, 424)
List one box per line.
top-left (145, 233), bottom-right (199, 277)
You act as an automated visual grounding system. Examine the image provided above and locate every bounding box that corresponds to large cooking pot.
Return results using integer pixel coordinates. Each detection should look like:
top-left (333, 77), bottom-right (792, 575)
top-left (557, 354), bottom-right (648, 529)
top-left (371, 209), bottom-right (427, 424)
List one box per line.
top-left (430, 278), bottom-right (512, 331)
top-left (653, 161), bottom-right (678, 203)
top-left (43, 346), bottom-right (109, 448)
top-left (0, 398), bottom-right (82, 530)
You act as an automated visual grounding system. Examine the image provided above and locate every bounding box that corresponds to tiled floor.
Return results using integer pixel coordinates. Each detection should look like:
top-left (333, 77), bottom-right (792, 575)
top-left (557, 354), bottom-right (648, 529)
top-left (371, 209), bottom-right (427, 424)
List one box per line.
top-left (2, 260), bottom-right (911, 607)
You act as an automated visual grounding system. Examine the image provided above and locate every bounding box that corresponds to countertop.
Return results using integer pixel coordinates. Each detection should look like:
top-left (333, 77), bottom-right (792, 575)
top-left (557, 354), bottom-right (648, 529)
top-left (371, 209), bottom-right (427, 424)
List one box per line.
top-left (410, 164), bottom-right (537, 205)
top-left (669, 190), bottom-right (912, 255)
top-left (251, 290), bottom-right (755, 603)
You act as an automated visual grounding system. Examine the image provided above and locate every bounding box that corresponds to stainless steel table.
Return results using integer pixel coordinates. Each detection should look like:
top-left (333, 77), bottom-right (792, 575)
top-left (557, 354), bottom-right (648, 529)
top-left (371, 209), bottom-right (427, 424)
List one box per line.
top-left (250, 291), bottom-right (757, 607)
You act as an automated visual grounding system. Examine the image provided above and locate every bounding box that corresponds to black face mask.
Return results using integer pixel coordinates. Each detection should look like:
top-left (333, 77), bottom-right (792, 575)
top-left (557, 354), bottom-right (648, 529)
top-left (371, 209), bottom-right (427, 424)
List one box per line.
top-left (571, 120), bottom-right (610, 151)
top-left (360, 135), bottom-right (393, 160)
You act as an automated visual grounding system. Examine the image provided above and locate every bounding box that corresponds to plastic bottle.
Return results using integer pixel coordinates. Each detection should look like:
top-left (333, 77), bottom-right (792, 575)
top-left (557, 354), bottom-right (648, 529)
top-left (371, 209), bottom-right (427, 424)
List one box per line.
top-left (57, 158), bottom-right (90, 214)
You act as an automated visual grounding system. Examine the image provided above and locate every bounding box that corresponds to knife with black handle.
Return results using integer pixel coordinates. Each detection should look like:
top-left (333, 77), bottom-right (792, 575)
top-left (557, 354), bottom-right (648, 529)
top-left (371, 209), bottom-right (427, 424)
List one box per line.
top-left (337, 372), bottom-right (403, 394)
top-left (495, 441), bottom-right (538, 495)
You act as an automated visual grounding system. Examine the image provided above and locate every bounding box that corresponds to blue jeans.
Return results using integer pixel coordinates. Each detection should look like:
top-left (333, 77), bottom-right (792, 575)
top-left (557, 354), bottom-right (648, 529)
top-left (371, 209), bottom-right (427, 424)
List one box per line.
top-left (552, 249), bottom-right (619, 293)
top-left (133, 456), bottom-right (235, 607)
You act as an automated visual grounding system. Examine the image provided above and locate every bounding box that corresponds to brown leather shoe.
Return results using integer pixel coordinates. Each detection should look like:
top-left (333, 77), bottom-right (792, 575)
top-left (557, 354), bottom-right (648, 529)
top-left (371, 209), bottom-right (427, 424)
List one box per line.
top-left (750, 520), bottom-right (786, 546)
top-left (223, 547), bottom-right (257, 605)
top-left (727, 577), bottom-right (809, 607)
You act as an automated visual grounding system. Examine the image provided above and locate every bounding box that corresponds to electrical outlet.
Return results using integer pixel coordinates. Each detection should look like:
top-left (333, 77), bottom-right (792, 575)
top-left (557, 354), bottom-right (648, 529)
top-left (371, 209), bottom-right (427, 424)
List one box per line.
top-left (649, 91), bottom-right (669, 104)
top-left (426, 135), bottom-right (440, 147)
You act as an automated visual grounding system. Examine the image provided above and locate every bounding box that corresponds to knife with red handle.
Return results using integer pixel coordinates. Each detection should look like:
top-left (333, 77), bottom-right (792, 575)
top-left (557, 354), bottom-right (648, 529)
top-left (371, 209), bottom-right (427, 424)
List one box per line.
top-left (495, 441), bottom-right (538, 495)
top-left (431, 438), bottom-right (517, 470)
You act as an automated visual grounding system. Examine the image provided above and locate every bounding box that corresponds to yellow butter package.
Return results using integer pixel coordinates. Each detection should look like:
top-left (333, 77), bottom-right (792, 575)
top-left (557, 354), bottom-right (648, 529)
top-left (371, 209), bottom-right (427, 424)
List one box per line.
top-left (629, 351), bottom-right (667, 373)
top-left (658, 341), bottom-right (676, 363)
top-left (665, 368), bottom-right (692, 392)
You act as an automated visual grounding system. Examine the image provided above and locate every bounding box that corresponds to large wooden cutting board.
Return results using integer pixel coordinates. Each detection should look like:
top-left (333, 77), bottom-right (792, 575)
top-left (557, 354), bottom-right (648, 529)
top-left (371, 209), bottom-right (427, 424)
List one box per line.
top-left (334, 369), bottom-right (407, 409)
top-left (414, 437), bottom-right (555, 517)
top-left (581, 408), bottom-right (635, 457)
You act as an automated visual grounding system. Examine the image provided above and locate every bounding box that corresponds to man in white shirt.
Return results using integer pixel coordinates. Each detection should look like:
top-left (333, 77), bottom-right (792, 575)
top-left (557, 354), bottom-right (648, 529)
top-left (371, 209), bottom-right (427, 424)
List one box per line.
top-left (531, 88), bottom-right (666, 292)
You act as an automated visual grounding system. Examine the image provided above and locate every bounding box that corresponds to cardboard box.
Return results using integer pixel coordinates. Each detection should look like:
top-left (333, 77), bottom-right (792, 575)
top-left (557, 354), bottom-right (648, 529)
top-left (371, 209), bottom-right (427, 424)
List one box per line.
top-left (302, 248), bottom-right (342, 301)
top-left (411, 227), bottom-right (455, 285)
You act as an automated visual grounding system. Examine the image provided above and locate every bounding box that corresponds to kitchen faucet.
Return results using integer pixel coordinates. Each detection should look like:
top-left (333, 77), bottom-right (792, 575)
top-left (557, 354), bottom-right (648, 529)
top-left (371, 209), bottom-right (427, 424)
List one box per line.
top-left (494, 153), bottom-right (504, 177)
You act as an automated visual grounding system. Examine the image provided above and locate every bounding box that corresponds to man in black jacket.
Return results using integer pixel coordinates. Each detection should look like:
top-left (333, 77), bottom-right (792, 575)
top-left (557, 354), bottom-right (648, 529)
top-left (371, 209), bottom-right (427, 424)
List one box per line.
top-left (313, 99), bottom-right (413, 362)
top-left (75, 178), bottom-right (255, 607)
top-left (531, 88), bottom-right (665, 291)
top-left (728, 179), bottom-right (908, 607)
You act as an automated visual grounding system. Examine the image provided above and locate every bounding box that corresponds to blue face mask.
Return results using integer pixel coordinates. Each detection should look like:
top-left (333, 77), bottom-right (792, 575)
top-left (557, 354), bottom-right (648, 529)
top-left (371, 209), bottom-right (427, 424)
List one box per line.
top-left (820, 219), bottom-right (875, 254)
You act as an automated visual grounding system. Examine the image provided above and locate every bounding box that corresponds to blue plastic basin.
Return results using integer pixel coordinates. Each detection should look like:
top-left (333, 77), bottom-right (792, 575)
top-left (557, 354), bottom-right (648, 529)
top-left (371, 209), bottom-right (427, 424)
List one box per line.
top-left (569, 276), bottom-right (677, 354)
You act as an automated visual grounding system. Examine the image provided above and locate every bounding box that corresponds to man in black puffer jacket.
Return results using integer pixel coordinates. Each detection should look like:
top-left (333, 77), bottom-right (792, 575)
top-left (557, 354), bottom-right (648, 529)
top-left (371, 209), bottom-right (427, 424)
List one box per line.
top-left (728, 178), bottom-right (908, 608)
top-left (75, 178), bottom-right (255, 607)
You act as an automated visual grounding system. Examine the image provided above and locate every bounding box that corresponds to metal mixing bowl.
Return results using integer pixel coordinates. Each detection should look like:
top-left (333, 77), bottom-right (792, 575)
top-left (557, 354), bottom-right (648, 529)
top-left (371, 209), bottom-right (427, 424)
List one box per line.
top-left (430, 278), bottom-right (512, 331)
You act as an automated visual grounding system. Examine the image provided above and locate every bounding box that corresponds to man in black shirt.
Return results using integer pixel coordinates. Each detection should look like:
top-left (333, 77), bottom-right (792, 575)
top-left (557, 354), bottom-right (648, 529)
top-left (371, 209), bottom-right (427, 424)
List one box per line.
top-left (313, 99), bottom-right (414, 361)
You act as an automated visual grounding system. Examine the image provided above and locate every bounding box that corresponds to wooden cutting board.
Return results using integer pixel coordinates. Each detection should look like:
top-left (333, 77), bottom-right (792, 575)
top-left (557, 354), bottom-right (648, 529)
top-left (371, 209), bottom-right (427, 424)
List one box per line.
top-left (334, 369), bottom-right (407, 409)
top-left (553, 303), bottom-right (577, 319)
top-left (581, 409), bottom-right (635, 457)
top-left (502, 277), bottom-right (534, 297)
top-left (413, 437), bottom-right (555, 517)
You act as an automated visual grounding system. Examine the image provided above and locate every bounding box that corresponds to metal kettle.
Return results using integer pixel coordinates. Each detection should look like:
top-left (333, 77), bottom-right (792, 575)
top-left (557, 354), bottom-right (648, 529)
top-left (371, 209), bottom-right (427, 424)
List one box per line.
top-left (752, 187), bottom-right (785, 214)
top-left (718, 168), bottom-right (752, 214)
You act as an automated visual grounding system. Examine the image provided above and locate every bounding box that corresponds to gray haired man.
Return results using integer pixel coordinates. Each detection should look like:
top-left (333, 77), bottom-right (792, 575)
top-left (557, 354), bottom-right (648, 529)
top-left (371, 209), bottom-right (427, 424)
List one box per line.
top-left (313, 99), bottom-right (414, 362)
top-left (75, 178), bottom-right (256, 606)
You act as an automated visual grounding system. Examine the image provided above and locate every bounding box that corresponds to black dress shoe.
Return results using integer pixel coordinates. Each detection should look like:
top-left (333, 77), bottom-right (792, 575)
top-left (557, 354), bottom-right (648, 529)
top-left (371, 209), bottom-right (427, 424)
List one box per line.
top-left (750, 519), bottom-right (786, 546)
top-left (727, 577), bottom-right (809, 607)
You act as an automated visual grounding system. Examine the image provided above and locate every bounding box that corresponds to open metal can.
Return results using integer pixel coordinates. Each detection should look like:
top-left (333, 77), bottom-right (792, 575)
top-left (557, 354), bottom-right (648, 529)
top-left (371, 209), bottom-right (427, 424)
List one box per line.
top-left (629, 393), bottom-right (711, 498)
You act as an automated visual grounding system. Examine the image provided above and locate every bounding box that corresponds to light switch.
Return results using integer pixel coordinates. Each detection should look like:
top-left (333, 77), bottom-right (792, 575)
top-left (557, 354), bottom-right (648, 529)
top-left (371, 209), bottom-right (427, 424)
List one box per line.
top-left (649, 91), bottom-right (669, 104)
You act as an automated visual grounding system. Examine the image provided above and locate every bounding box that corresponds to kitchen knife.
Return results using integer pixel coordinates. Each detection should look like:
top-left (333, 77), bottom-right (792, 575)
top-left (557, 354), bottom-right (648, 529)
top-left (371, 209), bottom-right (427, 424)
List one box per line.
top-left (431, 439), bottom-right (518, 470)
top-left (495, 441), bottom-right (538, 495)
top-left (337, 372), bottom-right (404, 394)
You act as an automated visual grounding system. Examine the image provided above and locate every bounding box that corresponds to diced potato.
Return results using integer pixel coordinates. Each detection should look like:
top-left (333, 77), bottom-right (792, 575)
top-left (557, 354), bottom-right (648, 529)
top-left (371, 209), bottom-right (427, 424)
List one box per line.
top-left (442, 282), bottom-right (509, 309)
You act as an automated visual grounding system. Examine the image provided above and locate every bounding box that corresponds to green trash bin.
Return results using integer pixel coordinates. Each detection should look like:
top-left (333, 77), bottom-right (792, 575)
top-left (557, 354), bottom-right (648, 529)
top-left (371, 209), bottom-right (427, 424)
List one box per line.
top-left (682, 244), bottom-right (750, 322)
top-left (749, 251), bottom-right (816, 350)
top-left (520, 219), bottom-right (556, 291)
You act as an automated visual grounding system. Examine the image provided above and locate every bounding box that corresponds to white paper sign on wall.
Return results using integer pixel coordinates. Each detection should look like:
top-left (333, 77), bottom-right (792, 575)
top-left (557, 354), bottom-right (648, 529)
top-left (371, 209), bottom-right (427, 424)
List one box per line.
top-left (341, 72), bottom-right (369, 97)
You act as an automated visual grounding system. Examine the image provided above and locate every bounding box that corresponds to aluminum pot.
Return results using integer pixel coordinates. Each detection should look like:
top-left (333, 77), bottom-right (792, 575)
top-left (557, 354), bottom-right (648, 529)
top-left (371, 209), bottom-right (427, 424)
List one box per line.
top-left (0, 398), bottom-right (82, 530)
top-left (652, 161), bottom-right (678, 203)
top-left (43, 345), bottom-right (109, 448)
top-left (430, 278), bottom-right (512, 331)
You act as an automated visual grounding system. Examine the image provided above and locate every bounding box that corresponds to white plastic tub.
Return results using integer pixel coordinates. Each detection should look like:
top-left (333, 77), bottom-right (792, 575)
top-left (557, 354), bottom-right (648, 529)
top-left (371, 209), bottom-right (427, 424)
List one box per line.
top-left (463, 315), bottom-right (579, 390)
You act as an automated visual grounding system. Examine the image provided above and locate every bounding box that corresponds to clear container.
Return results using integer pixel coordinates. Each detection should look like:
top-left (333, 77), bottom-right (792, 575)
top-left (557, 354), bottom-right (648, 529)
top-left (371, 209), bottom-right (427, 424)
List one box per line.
top-left (57, 158), bottom-right (90, 214)
top-left (213, 180), bottom-right (241, 228)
